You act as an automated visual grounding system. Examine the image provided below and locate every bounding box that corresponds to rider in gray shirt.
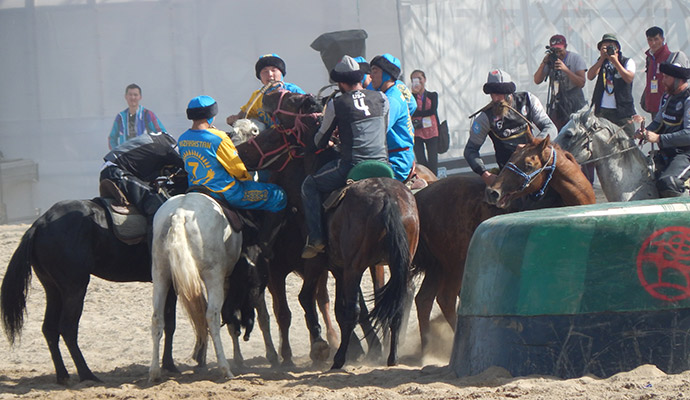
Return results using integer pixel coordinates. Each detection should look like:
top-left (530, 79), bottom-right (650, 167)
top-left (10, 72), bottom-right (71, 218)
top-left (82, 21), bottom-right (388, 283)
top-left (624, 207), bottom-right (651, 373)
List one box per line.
top-left (465, 69), bottom-right (557, 186)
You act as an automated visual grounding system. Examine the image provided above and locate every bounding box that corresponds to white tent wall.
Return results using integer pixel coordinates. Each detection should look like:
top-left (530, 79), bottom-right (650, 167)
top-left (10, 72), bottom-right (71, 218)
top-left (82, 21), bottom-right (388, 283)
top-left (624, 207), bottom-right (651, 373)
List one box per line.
top-left (398, 0), bottom-right (690, 159)
top-left (0, 0), bottom-right (403, 219)
top-left (2, 0), bottom-right (690, 221)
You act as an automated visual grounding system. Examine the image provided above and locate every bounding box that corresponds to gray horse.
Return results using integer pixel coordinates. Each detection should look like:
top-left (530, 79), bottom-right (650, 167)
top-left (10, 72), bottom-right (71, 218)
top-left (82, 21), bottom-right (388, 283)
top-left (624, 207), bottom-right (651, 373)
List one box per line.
top-left (555, 107), bottom-right (658, 201)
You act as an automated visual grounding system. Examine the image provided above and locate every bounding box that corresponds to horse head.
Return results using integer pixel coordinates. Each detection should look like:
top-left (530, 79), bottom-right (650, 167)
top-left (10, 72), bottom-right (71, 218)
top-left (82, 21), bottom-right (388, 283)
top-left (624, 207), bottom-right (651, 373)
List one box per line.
top-left (485, 135), bottom-right (558, 209)
top-left (554, 106), bottom-right (600, 164)
top-left (262, 90), bottom-right (322, 149)
top-left (235, 91), bottom-right (322, 172)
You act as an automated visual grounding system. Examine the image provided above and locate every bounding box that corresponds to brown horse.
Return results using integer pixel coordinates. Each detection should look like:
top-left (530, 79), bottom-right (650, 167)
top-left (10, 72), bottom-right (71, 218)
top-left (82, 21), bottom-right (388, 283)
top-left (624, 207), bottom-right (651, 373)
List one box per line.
top-left (413, 134), bottom-right (595, 355)
top-left (239, 90), bottom-right (420, 369)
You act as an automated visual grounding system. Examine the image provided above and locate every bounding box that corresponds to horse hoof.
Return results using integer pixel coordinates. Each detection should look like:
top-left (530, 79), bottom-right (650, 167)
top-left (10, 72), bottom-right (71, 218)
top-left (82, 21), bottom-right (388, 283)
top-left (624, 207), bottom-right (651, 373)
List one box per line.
top-left (162, 362), bottom-right (180, 374)
top-left (281, 359), bottom-right (296, 368)
top-left (149, 370), bottom-right (162, 383)
top-left (310, 339), bottom-right (330, 362)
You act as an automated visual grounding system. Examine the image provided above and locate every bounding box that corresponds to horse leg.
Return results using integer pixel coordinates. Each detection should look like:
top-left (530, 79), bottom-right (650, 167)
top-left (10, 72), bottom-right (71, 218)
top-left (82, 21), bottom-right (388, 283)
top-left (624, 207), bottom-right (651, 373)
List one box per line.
top-left (436, 278), bottom-right (460, 332)
top-left (387, 304), bottom-right (403, 366)
top-left (415, 271), bottom-right (440, 355)
top-left (58, 283), bottom-right (101, 382)
top-left (150, 269), bottom-right (171, 382)
top-left (315, 270), bottom-right (339, 349)
top-left (370, 264), bottom-right (385, 292)
top-left (225, 321), bottom-right (244, 368)
top-left (298, 265), bottom-right (329, 363)
top-left (357, 288), bottom-right (381, 362)
top-left (204, 280), bottom-right (233, 378)
top-left (161, 284), bottom-right (179, 373)
top-left (331, 269), bottom-right (363, 370)
top-left (255, 289), bottom-right (280, 366)
top-left (267, 270), bottom-right (294, 366)
top-left (38, 279), bottom-right (70, 384)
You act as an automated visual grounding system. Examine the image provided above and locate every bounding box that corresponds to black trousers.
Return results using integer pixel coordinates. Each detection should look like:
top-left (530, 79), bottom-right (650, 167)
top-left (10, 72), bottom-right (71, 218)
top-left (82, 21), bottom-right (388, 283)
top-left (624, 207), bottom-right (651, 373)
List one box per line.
top-left (655, 152), bottom-right (690, 197)
top-left (413, 136), bottom-right (439, 175)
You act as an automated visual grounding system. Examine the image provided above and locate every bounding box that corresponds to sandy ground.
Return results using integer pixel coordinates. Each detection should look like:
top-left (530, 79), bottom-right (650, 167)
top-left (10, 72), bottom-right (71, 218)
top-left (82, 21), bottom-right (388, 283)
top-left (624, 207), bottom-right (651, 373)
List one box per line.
top-left (2, 209), bottom-right (690, 399)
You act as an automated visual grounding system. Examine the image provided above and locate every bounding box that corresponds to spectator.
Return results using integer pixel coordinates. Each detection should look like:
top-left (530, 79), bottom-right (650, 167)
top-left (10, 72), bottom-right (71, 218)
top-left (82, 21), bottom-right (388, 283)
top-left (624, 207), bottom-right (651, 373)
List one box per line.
top-left (464, 69), bottom-right (556, 186)
top-left (533, 34), bottom-right (587, 130)
top-left (587, 33), bottom-right (636, 137)
top-left (410, 69), bottom-right (440, 175)
top-left (641, 26), bottom-right (690, 117)
top-left (108, 83), bottom-right (165, 149)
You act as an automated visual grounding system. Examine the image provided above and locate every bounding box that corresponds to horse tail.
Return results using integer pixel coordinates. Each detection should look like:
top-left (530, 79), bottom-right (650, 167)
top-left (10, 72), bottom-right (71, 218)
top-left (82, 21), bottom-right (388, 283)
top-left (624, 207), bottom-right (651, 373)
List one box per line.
top-left (370, 199), bottom-right (411, 332)
top-left (167, 213), bottom-right (208, 343)
top-left (1, 224), bottom-right (37, 345)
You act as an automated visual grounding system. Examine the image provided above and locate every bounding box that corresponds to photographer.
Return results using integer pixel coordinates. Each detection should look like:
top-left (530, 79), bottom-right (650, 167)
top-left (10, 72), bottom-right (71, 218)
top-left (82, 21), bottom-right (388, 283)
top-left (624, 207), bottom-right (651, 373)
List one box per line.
top-left (533, 34), bottom-right (587, 130)
top-left (587, 33), bottom-right (636, 138)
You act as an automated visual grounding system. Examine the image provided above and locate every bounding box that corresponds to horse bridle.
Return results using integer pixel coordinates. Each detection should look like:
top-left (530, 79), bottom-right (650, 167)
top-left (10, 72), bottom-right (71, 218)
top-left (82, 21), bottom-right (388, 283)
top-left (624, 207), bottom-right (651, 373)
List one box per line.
top-left (271, 90), bottom-right (322, 149)
top-left (504, 145), bottom-right (557, 199)
top-left (574, 117), bottom-right (641, 165)
top-left (240, 91), bottom-right (322, 172)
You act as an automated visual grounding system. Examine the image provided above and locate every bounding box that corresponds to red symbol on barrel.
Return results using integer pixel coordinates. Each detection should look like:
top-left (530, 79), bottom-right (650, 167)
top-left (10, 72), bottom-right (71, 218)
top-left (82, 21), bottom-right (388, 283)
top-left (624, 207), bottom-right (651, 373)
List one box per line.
top-left (637, 226), bottom-right (690, 301)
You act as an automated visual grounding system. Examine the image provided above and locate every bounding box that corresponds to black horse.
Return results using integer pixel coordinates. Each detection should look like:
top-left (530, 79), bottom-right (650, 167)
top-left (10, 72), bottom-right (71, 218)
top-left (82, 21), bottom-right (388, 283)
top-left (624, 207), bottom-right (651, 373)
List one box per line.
top-left (0, 189), bottom-right (184, 384)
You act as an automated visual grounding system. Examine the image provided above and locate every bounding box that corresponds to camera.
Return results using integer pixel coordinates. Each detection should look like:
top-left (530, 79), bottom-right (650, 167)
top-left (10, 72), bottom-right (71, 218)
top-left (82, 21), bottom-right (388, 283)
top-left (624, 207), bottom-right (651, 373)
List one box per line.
top-left (544, 46), bottom-right (559, 64)
top-left (604, 46), bottom-right (616, 56)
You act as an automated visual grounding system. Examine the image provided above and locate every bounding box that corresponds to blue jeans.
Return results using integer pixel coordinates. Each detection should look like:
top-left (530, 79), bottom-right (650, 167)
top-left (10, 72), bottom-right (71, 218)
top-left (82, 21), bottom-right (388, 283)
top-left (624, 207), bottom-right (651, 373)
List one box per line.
top-left (301, 159), bottom-right (352, 243)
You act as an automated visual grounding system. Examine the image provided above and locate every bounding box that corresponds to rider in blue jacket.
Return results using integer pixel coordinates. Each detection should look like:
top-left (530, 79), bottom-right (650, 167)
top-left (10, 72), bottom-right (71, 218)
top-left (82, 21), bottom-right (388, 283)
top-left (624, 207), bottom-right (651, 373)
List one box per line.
top-left (370, 53), bottom-right (417, 182)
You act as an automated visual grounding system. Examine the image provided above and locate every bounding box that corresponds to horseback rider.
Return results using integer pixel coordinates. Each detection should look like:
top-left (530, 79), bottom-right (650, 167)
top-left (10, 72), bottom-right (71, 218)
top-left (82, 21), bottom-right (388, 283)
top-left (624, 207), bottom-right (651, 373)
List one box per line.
top-left (464, 69), bottom-right (557, 186)
top-left (225, 53), bottom-right (306, 128)
top-left (635, 59), bottom-right (690, 197)
top-left (178, 95), bottom-right (286, 211)
top-left (301, 55), bottom-right (390, 258)
top-left (369, 53), bottom-right (417, 182)
top-left (100, 130), bottom-right (184, 224)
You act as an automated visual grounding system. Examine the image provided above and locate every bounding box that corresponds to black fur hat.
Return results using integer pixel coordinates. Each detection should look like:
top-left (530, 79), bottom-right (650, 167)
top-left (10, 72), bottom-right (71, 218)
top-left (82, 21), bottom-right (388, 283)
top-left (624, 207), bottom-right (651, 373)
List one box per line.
top-left (660, 62), bottom-right (690, 80)
top-left (255, 54), bottom-right (286, 79)
top-left (330, 55), bottom-right (364, 84)
top-left (370, 54), bottom-right (401, 81)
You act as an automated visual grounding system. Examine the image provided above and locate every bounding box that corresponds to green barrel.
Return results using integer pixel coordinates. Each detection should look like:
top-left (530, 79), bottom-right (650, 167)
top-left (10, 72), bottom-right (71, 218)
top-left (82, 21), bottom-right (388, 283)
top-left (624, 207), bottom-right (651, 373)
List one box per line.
top-left (450, 197), bottom-right (690, 378)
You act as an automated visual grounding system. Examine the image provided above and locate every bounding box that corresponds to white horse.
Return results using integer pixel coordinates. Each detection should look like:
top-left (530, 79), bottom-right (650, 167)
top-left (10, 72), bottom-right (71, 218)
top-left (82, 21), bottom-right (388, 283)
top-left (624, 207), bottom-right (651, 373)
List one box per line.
top-left (149, 192), bottom-right (243, 381)
top-left (555, 107), bottom-right (659, 201)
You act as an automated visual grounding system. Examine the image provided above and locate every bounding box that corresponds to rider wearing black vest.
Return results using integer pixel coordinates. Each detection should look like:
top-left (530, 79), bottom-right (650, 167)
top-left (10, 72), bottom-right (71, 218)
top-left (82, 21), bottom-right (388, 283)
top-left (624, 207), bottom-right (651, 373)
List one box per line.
top-left (301, 55), bottom-right (390, 258)
top-left (464, 69), bottom-right (556, 186)
top-left (100, 131), bottom-right (184, 220)
top-left (588, 33), bottom-right (636, 137)
top-left (638, 62), bottom-right (690, 197)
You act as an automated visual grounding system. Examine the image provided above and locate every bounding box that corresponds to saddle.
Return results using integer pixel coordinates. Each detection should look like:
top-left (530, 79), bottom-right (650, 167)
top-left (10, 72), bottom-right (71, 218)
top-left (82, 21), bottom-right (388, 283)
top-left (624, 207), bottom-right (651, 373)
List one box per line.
top-left (324, 161), bottom-right (395, 211)
top-left (96, 179), bottom-right (147, 245)
top-left (186, 186), bottom-right (250, 232)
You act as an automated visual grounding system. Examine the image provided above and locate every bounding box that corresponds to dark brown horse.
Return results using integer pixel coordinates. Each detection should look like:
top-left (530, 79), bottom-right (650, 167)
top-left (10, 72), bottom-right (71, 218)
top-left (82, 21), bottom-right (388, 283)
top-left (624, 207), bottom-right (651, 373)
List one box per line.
top-left (239, 90), bottom-right (420, 368)
top-left (413, 134), bottom-right (595, 354)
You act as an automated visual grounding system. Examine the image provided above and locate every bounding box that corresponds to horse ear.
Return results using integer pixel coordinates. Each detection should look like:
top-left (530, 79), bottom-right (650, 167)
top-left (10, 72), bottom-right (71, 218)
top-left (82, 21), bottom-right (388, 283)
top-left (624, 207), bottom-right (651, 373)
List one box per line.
top-left (537, 135), bottom-right (551, 152)
top-left (525, 126), bottom-right (536, 143)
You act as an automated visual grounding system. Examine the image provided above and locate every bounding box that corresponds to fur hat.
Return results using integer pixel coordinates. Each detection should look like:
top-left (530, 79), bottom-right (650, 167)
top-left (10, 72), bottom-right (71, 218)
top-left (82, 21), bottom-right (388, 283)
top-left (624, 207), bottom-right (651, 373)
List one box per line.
top-left (353, 56), bottom-right (371, 74)
top-left (255, 54), bottom-right (286, 79)
top-left (186, 95), bottom-right (218, 120)
top-left (483, 69), bottom-right (516, 94)
top-left (660, 61), bottom-right (690, 80)
top-left (370, 53), bottom-right (402, 81)
top-left (597, 33), bottom-right (621, 51)
top-left (330, 55), bottom-right (364, 84)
